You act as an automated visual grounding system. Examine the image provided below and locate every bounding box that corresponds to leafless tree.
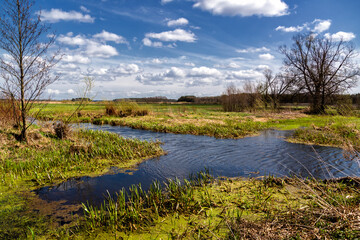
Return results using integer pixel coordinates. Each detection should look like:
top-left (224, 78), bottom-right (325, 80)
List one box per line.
top-left (260, 69), bottom-right (295, 110)
top-left (53, 76), bottom-right (94, 139)
top-left (0, 0), bottom-right (60, 141)
top-left (221, 82), bottom-right (262, 112)
top-left (280, 33), bottom-right (359, 114)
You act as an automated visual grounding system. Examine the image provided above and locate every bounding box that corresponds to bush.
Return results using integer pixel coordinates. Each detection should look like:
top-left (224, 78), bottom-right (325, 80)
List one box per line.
top-left (53, 121), bottom-right (71, 139)
top-left (221, 83), bottom-right (262, 112)
top-left (0, 98), bottom-right (20, 127)
top-left (334, 95), bottom-right (355, 116)
top-left (105, 101), bottom-right (150, 117)
top-left (105, 102), bottom-right (117, 116)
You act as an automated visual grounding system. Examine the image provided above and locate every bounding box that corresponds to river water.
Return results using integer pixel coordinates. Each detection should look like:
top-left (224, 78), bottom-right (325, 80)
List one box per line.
top-left (36, 124), bottom-right (360, 206)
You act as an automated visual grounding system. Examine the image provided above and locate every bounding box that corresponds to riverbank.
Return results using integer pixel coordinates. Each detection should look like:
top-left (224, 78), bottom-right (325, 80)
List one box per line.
top-left (0, 122), bottom-right (359, 238)
top-left (35, 102), bottom-right (360, 149)
top-left (0, 124), bottom-right (165, 239)
top-left (77, 175), bottom-right (360, 239)
top-left (1, 102), bottom-right (358, 238)
top-left (6, 173), bottom-right (358, 239)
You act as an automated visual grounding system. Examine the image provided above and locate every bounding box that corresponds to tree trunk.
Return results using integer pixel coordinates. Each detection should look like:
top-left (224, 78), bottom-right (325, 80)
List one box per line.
top-left (310, 90), bottom-right (325, 114)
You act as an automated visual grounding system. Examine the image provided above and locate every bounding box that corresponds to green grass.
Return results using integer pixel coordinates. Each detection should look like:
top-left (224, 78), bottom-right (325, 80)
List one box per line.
top-left (34, 102), bottom-right (360, 148)
top-left (3, 102), bottom-right (357, 238)
top-left (0, 125), bottom-right (166, 239)
top-left (0, 129), bottom-right (164, 186)
top-left (52, 174), bottom-right (360, 239)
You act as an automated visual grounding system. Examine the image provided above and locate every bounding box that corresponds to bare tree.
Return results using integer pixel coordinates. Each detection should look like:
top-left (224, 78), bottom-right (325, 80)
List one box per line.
top-left (260, 69), bottom-right (295, 110)
top-left (280, 33), bottom-right (359, 114)
top-left (53, 76), bottom-right (94, 139)
top-left (0, 0), bottom-right (60, 141)
top-left (221, 82), bottom-right (262, 112)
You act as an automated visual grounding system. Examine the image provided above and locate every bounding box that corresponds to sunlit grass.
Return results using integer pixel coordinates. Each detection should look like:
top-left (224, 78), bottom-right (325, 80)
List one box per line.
top-left (0, 128), bottom-right (164, 186)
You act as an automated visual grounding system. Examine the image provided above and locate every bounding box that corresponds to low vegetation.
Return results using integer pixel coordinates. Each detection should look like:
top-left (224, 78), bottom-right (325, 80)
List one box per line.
top-left (54, 174), bottom-right (360, 239)
top-left (1, 102), bottom-right (360, 238)
top-left (0, 126), bottom-right (164, 186)
top-left (0, 122), bottom-right (165, 239)
top-left (105, 101), bottom-right (150, 117)
top-left (35, 102), bottom-right (360, 149)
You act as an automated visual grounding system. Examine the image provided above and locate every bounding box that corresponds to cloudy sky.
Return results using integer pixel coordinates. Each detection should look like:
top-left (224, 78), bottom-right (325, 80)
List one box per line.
top-left (29, 0), bottom-right (360, 99)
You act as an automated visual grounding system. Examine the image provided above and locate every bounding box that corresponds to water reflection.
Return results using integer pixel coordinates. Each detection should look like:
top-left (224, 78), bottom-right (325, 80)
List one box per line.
top-left (36, 125), bottom-right (360, 206)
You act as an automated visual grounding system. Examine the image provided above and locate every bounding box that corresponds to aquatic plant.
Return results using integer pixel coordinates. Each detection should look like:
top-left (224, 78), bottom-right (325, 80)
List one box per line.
top-left (0, 129), bottom-right (164, 185)
top-left (81, 171), bottom-right (214, 231)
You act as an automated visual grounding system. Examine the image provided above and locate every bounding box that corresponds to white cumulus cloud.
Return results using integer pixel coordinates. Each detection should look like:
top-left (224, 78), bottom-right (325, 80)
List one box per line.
top-left (259, 53), bottom-right (275, 60)
top-left (276, 19), bottom-right (331, 33)
top-left (142, 38), bottom-right (164, 48)
top-left (189, 67), bottom-right (221, 77)
top-left (145, 29), bottom-right (196, 42)
top-left (193, 0), bottom-right (289, 17)
top-left (57, 32), bottom-right (127, 58)
top-left (237, 47), bottom-right (270, 53)
top-left (325, 31), bottom-right (356, 41)
top-left (228, 69), bottom-right (264, 81)
top-left (275, 25), bottom-right (305, 32)
top-left (312, 19), bottom-right (331, 33)
top-left (108, 64), bottom-right (141, 76)
top-left (167, 18), bottom-right (189, 27)
top-left (86, 42), bottom-right (118, 58)
top-left (62, 54), bottom-right (90, 64)
top-left (57, 33), bottom-right (88, 46)
top-left (93, 30), bottom-right (128, 44)
top-left (136, 67), bottom-right (186, 85)
top-left (39, 9), bottom-right (95, 23)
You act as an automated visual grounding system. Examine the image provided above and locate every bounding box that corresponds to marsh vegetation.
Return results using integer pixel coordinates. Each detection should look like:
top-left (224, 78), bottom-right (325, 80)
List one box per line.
top-left (0, 100), bottom-right (359, 238)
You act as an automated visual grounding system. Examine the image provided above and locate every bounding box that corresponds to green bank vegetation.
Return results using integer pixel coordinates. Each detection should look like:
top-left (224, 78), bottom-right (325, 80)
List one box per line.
top-left (1, 102), bottom-right (359, 239)
top-left (35, 101), bottom-right (360, 149)
top-left (0, 122), bottom-right (165, 239)
top-left (75, 173), bottom-right (360, 239)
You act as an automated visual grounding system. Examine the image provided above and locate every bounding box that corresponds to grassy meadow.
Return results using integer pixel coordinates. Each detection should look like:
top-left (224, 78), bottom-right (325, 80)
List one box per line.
top-left (36, 101), bottom-right (360, 149)
top-left (0, 101), bottom-right (359, 239)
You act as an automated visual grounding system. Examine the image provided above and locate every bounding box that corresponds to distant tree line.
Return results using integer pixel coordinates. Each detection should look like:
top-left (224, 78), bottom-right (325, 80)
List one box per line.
top-left (114, 96), bottom-right (177, 103)
top-left (222, 33), bottom-right (360, 114)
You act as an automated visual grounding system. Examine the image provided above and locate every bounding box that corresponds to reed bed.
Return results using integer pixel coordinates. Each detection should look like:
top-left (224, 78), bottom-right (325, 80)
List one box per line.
top-left (81, 171), bottom-right (214, 232)
top-left (105, 101), bottom-right (150, 117)
top-left (71, 173), bottom-right (360, 239)
top-left (290, 122), bottom-right (360, 150)
top-left (0, 129), bottom-right (164, 185)
top-left (92, 117), bottom-right (268, 139)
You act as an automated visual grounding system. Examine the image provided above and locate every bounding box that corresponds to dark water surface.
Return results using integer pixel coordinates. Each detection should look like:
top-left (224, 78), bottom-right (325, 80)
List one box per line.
top-left (36, 124), bottom-right (360, 206)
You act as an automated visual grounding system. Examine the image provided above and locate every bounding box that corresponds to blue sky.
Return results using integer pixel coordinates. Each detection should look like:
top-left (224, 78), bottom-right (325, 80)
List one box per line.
top-left (30, 0), bottom-right (360, 99)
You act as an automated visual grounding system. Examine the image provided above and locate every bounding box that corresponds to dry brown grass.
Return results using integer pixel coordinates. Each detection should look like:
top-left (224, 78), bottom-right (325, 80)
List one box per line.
top-left (227, 206), bottom-right (360, 240)
top-left (0, 99), bottom-right (19, 126)
top-left (227, 178), bottom-right (360, 240)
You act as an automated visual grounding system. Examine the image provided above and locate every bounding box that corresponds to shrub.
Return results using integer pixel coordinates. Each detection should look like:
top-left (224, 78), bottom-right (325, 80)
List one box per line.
top-left (105, 102), bottom-right (117, 116)
top-left (334, 95), bottom-right (355, 116)
top-left (105, 101), bottom-right (150, 117)
top-left (53, 121), bottom-right (71, 139)
top-left (221, 83), bottom-right (262, 112)
top-left (0, 97), bottom-right (20, 127)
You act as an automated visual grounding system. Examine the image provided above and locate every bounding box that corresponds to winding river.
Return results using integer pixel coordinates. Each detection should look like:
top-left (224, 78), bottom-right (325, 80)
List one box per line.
top-left (36, 124), bottom-right (360, 206)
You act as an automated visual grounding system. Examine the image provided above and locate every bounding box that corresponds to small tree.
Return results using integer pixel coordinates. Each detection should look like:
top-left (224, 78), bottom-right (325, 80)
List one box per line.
top-left (280, 33), bottom-right (359, 114)
top-left (0, 0), bottom-right (59, 141)
top-left (54, 76), bottom-right (94, 139)
top-left (260, 69), bottom-right (295, 110)
top-left (221, 82), bottom-right (262, 112)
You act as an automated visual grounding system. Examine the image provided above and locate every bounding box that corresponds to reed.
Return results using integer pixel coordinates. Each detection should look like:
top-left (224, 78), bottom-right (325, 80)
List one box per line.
top-left (0, 129), bottom-right (164, 185)
top-left (81, 171), bottom-right (214, 232)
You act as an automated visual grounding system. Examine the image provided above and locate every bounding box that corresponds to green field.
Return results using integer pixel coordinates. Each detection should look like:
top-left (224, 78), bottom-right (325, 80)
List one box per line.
top-left (35, 101), bottom-right (360, 149)
top-left (0, 102), bottom-right (359, 239)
